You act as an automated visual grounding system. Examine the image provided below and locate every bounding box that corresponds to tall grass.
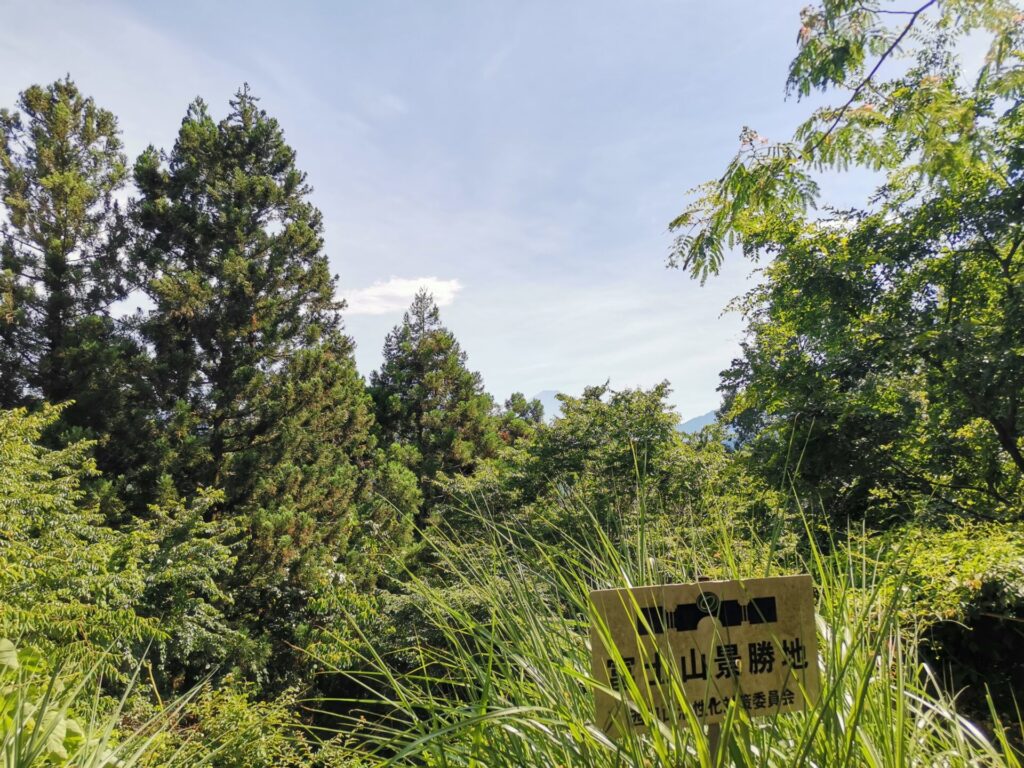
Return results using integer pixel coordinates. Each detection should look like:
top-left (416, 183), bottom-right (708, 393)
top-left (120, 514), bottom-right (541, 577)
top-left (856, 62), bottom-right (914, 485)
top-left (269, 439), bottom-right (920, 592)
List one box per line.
top-left (0, 640), bottom-right (209, 767)
top-left (318, 500), bottom-right (1023, 766)
top-left (0, 640), bottom-right (273, 767)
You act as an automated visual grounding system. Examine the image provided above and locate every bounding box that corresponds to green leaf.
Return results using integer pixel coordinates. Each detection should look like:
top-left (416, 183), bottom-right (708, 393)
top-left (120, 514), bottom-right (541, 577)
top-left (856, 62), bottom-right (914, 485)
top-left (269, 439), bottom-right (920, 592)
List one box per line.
top-left (0, 639), bottom-right (19, 671)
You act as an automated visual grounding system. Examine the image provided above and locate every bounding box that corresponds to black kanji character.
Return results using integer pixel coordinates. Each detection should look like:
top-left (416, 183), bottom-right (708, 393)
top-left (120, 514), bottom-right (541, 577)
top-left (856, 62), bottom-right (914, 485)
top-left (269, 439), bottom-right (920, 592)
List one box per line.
top-left (607, 657), bottom-right (635, 691)
top-left (680, 648), bottom-right (707, 682)
top-left (714, 643), bottom-right (740, 678)
top-left (782, 637), bottom-right (809, 670)
top-left (747, 640), bottom-right (775, 674)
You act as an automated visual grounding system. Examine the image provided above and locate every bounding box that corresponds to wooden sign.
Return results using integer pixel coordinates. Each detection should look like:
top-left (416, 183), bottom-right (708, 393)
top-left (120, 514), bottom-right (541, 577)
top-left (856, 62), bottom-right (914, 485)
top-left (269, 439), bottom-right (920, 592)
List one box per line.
top-left (589, 575), bottom-right (819, 733)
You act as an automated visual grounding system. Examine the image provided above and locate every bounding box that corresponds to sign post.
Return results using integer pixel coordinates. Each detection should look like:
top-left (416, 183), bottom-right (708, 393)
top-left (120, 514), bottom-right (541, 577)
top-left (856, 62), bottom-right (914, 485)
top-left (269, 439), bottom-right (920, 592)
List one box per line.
top-left (589, 574), bottom-right (819, 739)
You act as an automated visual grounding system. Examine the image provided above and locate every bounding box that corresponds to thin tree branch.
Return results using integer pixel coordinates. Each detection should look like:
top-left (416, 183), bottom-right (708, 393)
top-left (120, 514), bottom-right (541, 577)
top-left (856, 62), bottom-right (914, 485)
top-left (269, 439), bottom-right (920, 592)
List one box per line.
top-left (807, 0), bottom-right (939, 156)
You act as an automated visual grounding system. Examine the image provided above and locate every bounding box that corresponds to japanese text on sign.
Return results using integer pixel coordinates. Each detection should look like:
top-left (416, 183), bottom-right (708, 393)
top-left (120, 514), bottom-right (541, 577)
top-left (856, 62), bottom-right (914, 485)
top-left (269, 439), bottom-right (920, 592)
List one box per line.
top-left (589, 574), bottom-right (820, 734)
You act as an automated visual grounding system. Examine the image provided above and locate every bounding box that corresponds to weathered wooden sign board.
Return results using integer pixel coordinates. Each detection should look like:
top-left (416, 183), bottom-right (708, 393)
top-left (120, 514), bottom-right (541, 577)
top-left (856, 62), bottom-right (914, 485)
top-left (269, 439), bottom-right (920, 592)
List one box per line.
top-left (589, 574), bottom-right (819, 733)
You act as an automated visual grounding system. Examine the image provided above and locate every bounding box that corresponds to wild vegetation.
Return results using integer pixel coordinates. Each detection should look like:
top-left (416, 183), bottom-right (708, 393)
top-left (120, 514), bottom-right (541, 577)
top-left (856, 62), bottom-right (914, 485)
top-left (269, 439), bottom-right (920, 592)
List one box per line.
top-left (2, 1), bottom-right (1023, 765)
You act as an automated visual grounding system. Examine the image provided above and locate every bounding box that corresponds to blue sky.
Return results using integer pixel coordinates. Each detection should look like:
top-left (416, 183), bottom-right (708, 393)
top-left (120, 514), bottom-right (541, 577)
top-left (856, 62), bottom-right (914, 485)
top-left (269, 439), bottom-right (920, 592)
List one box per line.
top-left (3, 1), bottom-right (834, 419)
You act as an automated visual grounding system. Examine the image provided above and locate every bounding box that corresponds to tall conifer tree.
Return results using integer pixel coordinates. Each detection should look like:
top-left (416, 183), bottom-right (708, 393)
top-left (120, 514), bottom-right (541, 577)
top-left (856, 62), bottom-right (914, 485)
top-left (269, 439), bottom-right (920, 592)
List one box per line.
top-left (0, 79), bottom-right (153, 511)
top-left (0, 78), bottom-right (129, 407)
top-left (133, 87), bottom-right (383, 683)
top-left (370, 290), bottom-right (497, 521)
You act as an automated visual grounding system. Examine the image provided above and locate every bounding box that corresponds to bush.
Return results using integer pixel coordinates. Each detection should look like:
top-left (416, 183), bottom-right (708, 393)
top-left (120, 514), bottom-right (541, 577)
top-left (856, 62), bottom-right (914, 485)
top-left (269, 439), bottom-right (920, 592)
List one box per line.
top-left (0, 406), bottom-right (156, 679)
top-left (139, 680), bottom-right (316, 768)
top-left (876, 522), bottom-right (1024, 730)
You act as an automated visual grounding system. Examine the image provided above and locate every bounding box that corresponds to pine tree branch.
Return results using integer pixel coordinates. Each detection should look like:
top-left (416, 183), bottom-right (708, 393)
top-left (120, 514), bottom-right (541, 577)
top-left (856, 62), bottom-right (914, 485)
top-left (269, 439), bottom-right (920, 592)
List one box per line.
top-left (3, 233), bottom-right (45, 254)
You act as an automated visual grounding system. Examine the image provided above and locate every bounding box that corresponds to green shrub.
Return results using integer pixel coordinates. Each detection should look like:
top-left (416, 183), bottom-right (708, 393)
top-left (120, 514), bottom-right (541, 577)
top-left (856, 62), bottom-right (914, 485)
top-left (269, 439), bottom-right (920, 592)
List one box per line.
top-left (875, 522), bottom-right (1024, 730)
top-left (0, 407), bottom-right (156, 677)
top-left (139, 679), bottom-right (315, 768)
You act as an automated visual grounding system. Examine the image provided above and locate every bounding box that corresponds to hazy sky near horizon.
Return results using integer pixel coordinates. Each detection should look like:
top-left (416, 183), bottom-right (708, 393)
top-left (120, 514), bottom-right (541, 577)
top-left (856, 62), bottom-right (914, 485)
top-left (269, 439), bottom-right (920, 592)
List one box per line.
top-left (2, 1), bottom-right (849, 418)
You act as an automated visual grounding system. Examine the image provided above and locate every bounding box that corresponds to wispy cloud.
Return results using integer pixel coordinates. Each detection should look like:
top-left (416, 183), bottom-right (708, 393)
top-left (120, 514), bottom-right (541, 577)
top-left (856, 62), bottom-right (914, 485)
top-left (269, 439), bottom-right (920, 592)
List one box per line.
top-left (343, 276), bottom-right (462, 316)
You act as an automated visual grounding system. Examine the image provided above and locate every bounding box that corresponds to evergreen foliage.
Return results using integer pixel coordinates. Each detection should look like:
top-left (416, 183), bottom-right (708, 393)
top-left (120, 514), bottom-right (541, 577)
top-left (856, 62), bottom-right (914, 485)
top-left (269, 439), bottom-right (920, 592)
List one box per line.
top-left (497, 392), bottom-right (544, 445)
top-left (0, 78), bottom-right (151, 511)
top-left (0, 78), bottom-right (128, 408)
top-left (132, 87), bottom-right (386, 685)
top-left (370, 290), bottom-right (498, 521)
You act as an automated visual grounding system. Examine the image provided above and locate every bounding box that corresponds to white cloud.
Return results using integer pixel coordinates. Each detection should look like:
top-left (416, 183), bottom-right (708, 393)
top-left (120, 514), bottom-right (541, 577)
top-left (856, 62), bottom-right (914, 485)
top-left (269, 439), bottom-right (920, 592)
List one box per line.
top-left (343, 276), bottom-right (462, 316)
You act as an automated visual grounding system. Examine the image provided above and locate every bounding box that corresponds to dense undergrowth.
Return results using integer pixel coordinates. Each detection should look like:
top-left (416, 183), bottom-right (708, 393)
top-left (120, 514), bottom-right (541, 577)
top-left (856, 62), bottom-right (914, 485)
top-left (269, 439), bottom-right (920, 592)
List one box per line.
top-left (313, 504), bottom-right (1024, 767)
top-left (4, 496), bottom-right (1022, 766)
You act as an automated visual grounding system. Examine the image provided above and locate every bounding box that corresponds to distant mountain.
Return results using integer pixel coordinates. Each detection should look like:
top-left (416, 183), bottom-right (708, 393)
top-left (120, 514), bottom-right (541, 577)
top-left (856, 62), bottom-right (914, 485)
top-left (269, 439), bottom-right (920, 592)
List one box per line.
top-left (677, 409), bottom-right (717, 433)
top-left (531, 390), bottom-right (563, 422)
